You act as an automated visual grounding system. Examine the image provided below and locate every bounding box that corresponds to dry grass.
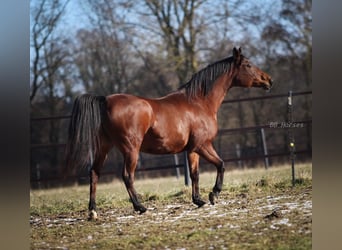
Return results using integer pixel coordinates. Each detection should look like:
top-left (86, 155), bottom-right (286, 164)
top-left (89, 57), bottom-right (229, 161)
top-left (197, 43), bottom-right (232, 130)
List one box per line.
top-left (30, 163), bottom-right (312, 249)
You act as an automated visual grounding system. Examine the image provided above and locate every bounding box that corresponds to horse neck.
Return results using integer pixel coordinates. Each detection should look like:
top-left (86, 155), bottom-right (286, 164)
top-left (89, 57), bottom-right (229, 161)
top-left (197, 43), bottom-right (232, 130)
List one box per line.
top-left (204, 72), bottom-right (234, 114)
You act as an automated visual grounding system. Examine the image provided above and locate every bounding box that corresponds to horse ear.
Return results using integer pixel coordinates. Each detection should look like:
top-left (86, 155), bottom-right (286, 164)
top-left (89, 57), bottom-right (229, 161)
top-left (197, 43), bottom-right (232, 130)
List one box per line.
top-left (233, 47), bottom-right (241, 64)
top-left (233, 47), bottom-right (238, 57)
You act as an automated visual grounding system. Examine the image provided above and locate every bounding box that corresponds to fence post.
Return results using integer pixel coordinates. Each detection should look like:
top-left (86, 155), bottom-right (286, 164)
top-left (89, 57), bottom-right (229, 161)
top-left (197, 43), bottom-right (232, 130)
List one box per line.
top-left (183, 151), bottom-right (190, 186)
top-left (235, 143), bottom-right (242, 168)
top-left (287, 90), bottom-right (296, 186)
top-left (174, 154), bottom-right (180, 179)
top-left (260, 128), bottom-right (269, 169)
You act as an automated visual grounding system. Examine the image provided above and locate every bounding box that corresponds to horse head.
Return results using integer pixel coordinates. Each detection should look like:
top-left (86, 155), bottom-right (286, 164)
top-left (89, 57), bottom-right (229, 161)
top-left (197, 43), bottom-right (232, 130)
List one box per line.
top-left (232, 47), bottom-right (273, 91)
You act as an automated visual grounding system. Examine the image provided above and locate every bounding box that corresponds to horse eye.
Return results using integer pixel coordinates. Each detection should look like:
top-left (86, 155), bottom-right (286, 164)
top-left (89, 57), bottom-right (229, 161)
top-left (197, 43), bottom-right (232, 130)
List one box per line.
top-left (246, 64), bottom-right (251, 68)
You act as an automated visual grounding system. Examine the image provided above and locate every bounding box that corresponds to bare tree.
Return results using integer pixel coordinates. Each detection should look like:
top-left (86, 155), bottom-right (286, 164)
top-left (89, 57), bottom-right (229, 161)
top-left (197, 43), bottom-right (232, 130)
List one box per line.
top-left (30, 0), bottom-right (69, 103)
top-left (69, 0), bottom-right (139, 96)
top-left (73, 0), bottom-right (270, 96)
top-left (261, 0), bottom-right (312, 88)
top-left (144, 0), bottom-right (202, 83)
top-left (30, 0), bottom-right (73, 178)
top-left (131, 0), bottom-right (270, 89)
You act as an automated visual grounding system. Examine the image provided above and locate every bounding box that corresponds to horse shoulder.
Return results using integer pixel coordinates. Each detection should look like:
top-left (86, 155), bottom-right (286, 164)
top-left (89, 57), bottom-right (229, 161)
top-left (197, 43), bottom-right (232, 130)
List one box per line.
top-left (186, 102), bottom-right (218, 144)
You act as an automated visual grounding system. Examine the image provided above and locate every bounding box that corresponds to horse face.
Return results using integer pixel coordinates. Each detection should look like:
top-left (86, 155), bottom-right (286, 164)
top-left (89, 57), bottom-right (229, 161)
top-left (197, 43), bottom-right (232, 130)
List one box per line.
top-left (232, 48), bottom-right (273, 90)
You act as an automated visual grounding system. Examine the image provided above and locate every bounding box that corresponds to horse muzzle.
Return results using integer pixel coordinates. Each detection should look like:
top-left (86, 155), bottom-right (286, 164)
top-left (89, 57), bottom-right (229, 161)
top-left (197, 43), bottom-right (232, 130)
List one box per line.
top-left (263, 79), bottom-right (273, 92)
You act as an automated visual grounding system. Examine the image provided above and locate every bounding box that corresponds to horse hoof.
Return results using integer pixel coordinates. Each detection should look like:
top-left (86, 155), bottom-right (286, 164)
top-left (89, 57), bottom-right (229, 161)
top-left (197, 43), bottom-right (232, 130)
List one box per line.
top-left (88, 210), bottom-right (98, 220)
top-left (134, 205), bottom-right (147, 214)
top-left (194, 198), bottom-right (206, 207)
top-left (209, 192), bottom-right (216, 205)
top-left (139, 207), bottom-right (147, 214)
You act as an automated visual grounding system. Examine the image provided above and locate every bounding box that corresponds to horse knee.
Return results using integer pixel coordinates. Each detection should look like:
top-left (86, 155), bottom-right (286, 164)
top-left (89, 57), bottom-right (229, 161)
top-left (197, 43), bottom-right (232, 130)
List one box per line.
top-left (122, 172), bottom-right (133, 187)
top-left (217, 161), bottom-right (225, 172)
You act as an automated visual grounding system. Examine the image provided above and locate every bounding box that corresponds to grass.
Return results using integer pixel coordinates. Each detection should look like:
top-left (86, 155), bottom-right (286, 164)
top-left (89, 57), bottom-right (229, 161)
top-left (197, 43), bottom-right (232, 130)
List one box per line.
top-left (30, 163), bottom-right (312, 249)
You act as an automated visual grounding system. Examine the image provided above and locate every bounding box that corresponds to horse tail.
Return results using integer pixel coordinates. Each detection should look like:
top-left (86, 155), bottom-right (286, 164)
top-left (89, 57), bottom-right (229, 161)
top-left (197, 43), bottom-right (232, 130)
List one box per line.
top-left (64, 94), bottom-right (107, 176)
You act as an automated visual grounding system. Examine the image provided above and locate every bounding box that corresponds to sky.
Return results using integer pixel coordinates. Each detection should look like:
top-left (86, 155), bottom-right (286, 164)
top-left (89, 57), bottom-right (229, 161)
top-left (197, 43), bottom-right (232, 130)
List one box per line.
top-left (61, 0), bottom-right (90, 33)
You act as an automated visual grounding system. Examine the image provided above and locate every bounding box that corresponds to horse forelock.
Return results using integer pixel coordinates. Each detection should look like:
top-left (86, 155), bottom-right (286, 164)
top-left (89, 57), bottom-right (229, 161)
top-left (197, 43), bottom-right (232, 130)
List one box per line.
top-left (179, 56), bottom-right (234, 98)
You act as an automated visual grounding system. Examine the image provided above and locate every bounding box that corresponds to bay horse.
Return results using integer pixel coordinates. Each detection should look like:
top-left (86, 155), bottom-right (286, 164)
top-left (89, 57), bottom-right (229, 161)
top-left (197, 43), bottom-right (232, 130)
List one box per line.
top-left (65, 47), bottom-right (273, 220)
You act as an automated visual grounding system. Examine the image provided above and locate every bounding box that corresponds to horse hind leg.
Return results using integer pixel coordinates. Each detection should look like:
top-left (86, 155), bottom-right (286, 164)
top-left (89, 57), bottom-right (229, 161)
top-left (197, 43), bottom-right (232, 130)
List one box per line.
top-left (88, 167), bottom-right (99, 220)
top-left (88, 150), bottom-right (108, 220)
top-left (122, 150), bottom-right (147, 214)
top-left (188, 152), bottom-right (206, 207)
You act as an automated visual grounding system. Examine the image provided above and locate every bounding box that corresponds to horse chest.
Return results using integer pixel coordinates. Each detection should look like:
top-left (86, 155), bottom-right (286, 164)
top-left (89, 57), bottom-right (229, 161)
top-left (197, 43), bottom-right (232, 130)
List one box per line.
top-left (192, 114), bottom-right (218, 138)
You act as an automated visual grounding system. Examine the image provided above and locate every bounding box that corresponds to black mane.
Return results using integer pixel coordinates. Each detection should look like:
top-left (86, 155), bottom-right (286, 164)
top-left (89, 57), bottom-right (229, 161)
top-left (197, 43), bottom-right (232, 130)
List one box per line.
top-left (178, 56), bottom-right (233, 98)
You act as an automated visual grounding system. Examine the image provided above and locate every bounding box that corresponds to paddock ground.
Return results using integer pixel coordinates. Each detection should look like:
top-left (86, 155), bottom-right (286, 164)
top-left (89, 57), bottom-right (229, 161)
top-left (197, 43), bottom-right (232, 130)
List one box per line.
top-left (30, 163), bottom-right (312, 249)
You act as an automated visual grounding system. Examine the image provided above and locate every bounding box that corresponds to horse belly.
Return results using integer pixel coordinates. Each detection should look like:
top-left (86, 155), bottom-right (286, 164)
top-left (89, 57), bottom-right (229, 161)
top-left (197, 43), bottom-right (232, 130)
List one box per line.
top-left (140, 124), bottom-right (188, 154)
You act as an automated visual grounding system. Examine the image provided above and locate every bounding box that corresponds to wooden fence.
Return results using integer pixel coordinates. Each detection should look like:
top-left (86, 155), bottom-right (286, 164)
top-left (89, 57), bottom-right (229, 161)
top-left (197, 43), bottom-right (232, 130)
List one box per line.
top-left (30, 90), bottom-right (312, 188)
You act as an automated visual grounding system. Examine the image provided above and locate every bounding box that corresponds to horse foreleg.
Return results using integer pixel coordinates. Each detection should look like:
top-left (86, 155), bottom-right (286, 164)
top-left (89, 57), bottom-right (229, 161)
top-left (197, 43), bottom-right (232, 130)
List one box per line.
top-left (188, 152), bottom-right (206, 207)
top-left (122, 152), bottom-right (147, 214)
top-left (197, 143), bottom-right (225, 205)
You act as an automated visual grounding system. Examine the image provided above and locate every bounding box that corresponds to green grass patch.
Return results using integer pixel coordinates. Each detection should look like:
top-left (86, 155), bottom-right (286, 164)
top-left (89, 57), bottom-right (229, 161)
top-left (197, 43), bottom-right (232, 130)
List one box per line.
top-left (31, 163), bottom-right (312, 249)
